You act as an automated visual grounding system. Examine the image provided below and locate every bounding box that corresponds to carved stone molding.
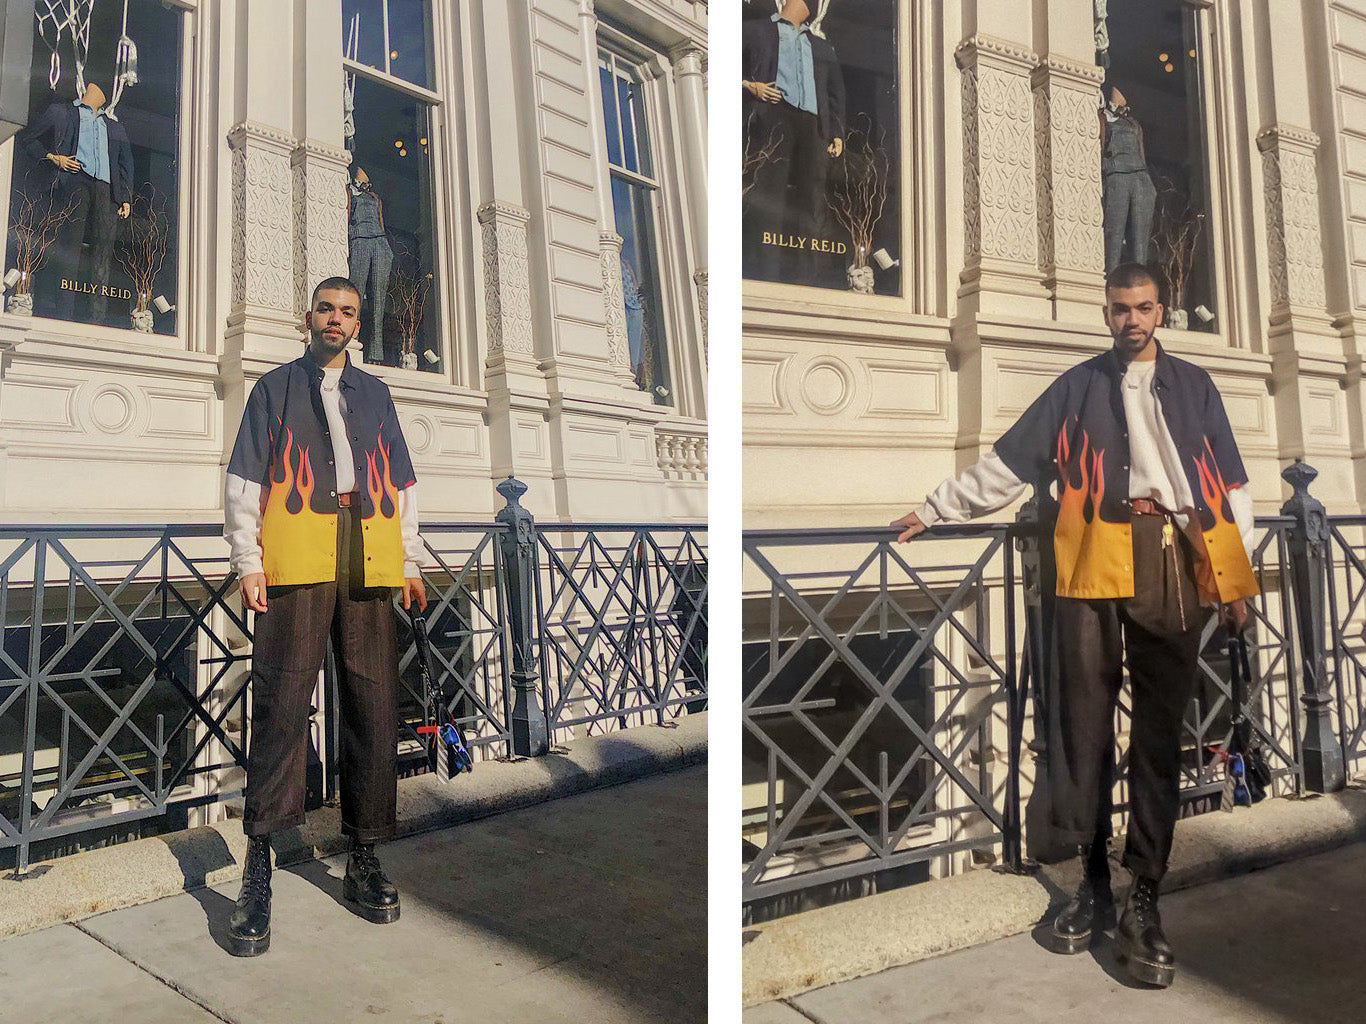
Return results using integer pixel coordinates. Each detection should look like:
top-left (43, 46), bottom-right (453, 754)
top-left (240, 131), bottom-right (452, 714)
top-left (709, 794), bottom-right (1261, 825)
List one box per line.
top-left (478, 201), bottom-right (534, 356)
top-left (599, 231), bottom-right (630, 371)
top-left (959, 38), bottom-right (1040, 273)
top-left (291, 142), bottom-right (351, 316)
top-left (1032, 62), bottom-right (1104, 295)
top-left (228, 123), bottom-right (297, 316)
top-left (1258, 124), bottom-right (1328, 316)
top-left (693, 269), bottom-right (708, 354)
top-left (670, 44), bottom-right (706, 81)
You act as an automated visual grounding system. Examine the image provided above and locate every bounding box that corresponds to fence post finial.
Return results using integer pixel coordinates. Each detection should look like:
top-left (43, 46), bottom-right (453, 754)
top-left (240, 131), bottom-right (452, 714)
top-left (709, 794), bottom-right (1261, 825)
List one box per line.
top-left (495, 476), bottom-right (550, 757)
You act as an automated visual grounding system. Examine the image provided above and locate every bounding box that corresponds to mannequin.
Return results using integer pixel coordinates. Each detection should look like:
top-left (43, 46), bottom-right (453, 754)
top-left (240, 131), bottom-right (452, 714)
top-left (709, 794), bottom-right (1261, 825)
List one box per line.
top-left (346, 167), bottom-right (394, 363)
top-left (1100, 85), bottom-right (1156, 272)
top-left (741, 0), bottom-right (846, 281)
top-left (20, 81), bottom-right (136, 322)
top-left (620, 251), bottom-right (645, 384)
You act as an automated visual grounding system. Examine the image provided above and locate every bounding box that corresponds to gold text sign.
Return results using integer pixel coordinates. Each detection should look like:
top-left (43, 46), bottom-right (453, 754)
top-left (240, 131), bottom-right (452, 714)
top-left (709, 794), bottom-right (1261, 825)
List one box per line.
top-left (760, 232), bottom-right (849, 254)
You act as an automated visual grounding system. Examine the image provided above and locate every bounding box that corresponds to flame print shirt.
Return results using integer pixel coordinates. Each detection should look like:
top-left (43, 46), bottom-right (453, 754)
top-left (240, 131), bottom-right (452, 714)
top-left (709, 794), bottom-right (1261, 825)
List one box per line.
top-left (993, 342), bottom-right (1258, 604)
top-left (226, 350), bottom-right (417, 588)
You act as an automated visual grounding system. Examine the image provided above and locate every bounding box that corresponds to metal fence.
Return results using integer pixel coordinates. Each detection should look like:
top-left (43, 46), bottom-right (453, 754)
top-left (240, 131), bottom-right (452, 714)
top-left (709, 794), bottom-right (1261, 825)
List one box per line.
top-left (0, 477), bottom-right (706, 876)
top-left (742, 461), bottom-right (1353, 917)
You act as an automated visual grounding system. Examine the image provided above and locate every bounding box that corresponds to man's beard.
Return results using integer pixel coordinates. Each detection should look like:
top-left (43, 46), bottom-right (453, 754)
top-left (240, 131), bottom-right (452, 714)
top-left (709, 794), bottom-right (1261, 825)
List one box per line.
top-left (1114, 325), bottom-right (1155, 351)
top-left (311, 325), bottom-right (355, 351)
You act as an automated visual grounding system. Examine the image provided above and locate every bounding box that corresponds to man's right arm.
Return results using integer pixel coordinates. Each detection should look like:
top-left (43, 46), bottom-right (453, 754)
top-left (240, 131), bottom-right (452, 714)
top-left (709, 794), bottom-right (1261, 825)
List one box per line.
top-left (225, 381), bottom-right (272, 610)
top-left (894, 450), bottom-right (1029, 541)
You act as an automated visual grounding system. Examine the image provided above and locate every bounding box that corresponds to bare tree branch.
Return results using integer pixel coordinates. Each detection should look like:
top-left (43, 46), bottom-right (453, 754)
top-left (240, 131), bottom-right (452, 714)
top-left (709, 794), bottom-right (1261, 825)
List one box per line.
top-left (115, 185), bottom-right (170, 312)
top-left (742, 108), bottom-right (783, 197)
top-left (10, 177), bottom-right (81, 294)
top-left (827, 114), bottom-right (889, 270)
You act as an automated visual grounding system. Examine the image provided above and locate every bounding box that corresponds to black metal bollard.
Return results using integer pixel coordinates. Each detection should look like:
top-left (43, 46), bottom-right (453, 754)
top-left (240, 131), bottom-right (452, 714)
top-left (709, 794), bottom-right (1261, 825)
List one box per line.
top-left (495, 476), bottom-right (550, 757)
top-left (1281, 460), bottom-right (1346, 793)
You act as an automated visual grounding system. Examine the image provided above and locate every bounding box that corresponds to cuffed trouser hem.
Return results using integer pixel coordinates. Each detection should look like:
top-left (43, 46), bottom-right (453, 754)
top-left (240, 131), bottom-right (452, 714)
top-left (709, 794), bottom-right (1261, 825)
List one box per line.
top-left (342, 823), bottom-right (396, 844)
top-left (1120, 850), bottom-right (1166, 883)
top-left (1049, 824), bottom-right (1101, 850)
top-left (243, 812), bottom-right (304, 837)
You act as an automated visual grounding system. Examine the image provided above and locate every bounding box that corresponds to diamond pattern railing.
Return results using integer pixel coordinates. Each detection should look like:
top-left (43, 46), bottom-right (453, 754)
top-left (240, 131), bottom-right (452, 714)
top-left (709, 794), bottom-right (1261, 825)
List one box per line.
top-left (743, 467), bottom-right (1363, 917)
top-left (1, 482), bottom-right (707, 876)
top-left (534, 524), bottom-right (708, 739)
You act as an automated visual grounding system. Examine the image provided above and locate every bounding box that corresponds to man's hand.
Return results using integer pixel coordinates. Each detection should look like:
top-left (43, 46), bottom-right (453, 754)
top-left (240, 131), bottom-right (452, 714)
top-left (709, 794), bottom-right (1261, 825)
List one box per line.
top-left (47, 153), bottom-right (81, 173)
top-left (744, 80), bottom-right (783, 103)
top-left (402, 576), bottom-right (427, 612)
top-left (1220, 598), bottom-right (1249, 634)
top-left (118, 202), bottom-right (130, 219)
top-left (891, 511), bottom-right (927, 543)
top-left (239, 572), bottom-right (268, 614)
top-left (828, 137), bottom-right (844, 158)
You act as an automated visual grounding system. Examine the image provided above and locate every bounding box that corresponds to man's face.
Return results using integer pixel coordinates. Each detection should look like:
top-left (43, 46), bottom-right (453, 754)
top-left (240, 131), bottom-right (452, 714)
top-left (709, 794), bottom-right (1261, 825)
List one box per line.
top-left (1103, 282), bottom-right (1163, 359)
top-left (306, 288), bottom-right (360, 354)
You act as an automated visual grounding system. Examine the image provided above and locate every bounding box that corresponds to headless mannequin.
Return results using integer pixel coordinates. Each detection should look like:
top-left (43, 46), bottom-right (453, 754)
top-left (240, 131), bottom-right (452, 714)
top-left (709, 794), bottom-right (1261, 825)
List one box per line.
top-left (1100, 85), bottom-right (1156, 271)
top-left (346, 167), bottom-right (394, 363)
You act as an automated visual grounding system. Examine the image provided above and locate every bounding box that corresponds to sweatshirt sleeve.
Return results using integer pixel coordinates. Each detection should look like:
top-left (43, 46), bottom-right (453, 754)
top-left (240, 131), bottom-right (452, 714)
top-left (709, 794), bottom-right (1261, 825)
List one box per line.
top-left (399, 482), bottom-right (425, 578)
top-left (916, 449), bottom-right (1030, 527)
top-left (224, 472), bottom-right (264, 577)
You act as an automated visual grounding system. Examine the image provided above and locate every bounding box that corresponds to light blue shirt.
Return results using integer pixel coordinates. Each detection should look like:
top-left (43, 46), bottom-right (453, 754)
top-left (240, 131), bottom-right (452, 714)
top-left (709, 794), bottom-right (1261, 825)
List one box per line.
top-left (72, 100), bottom-right (110, 184)
top-left (771, 14), bottom-right (818, 116)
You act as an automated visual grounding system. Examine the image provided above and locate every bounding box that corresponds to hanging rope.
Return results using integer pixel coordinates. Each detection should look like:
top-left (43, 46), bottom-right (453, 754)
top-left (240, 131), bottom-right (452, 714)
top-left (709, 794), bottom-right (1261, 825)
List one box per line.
top-left (809, 0), bottom-right (833, 39)
top-left (69, 0), bottom-right (94, 97)
top-left (343, 11), bottom-right (360, 152)
top-left (107, 0), bottom-right (139, 120)
top-left (34, 0), bottom-right (70, 91)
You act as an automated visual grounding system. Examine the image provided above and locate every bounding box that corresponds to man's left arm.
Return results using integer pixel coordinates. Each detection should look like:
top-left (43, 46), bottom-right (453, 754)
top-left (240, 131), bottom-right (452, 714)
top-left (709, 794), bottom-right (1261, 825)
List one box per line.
top-left (1204, 373), bottom-right (1256, 629)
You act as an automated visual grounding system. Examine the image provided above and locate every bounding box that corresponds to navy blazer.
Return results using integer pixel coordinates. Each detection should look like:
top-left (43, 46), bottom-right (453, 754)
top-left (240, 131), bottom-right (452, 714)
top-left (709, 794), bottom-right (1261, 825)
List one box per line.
top-left (21, 101), bottom-right (135, 206)
top-left (742, 17), bottom-right (845, 144)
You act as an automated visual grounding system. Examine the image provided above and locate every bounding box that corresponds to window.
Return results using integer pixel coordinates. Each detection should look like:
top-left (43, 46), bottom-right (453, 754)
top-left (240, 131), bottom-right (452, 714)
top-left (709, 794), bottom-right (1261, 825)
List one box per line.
top-left (1097, 0), bottom-right (1215, 331)
top-left (740, 1), bottom-right (901, 296)
top-left (343, 0), bottom-right (443, 373)
top-left (4, 0), bottom-right (184, 335)
top-left (599, 46), bottom-right (673, 404)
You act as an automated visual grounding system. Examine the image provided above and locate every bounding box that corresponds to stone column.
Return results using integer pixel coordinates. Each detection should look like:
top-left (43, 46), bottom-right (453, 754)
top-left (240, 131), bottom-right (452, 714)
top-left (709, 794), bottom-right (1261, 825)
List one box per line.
top-left (955, 34), bottom-right (1051, 318)
top-left (1258, 125), bottom-right (1330, 332)
top-left (577, 0), bottom-right (634, 385)
top-left (671, 43), bottom-right (708, 352)
top-left (1031, 55), bottom-right (1105, 320)
top-left (478, 200), bottom-right (536, 367)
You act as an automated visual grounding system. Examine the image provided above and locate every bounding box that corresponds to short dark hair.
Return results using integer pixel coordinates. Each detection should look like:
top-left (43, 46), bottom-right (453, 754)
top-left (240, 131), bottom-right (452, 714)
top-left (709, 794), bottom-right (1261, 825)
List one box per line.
top-left (311, 276), bottom-right (360, 308)
top-left (1105, 262), bottom-right (1164, 298)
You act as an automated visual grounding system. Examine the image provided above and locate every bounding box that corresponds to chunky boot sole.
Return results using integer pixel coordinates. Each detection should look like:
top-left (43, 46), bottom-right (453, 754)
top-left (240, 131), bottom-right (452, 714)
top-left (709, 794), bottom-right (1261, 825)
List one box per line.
top-left (342, 876), bottom-right (400, 924)
top-left (228, 929), bottom-right (270, 957)
top-left (1048, 906), bottom-right (1115, 955)
top-left (1116, 944), bottom-right (1175, 988)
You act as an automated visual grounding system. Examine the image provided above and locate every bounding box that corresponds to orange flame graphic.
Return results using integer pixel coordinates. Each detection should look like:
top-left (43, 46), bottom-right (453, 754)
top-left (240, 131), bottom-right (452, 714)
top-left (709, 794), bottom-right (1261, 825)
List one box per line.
top-left (364, 435), bottom-right (400, 521)
top-left (260, 424), bottom-right (337, 584)
top-left (1056, 422), bottom-right (1105, 524)
top-left (1192, 438), bottom-right (1234, 525)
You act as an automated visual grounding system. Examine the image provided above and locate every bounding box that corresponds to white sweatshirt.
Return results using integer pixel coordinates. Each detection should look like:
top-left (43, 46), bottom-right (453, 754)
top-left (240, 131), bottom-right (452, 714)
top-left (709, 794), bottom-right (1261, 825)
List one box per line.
top-left (917, 360), bottom-right (1256, 562)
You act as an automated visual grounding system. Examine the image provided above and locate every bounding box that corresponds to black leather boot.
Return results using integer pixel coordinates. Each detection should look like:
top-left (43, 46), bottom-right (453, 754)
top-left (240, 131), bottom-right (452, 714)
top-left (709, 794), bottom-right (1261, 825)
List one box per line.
top-left (1116, 875), bottom-right (1176, 987)
top-left (228, 835), bottom-right (272, 957)
top-left (1049, 845), bottom-right (1114, 954)
top-left (342, 842), bottom-right (400, 924)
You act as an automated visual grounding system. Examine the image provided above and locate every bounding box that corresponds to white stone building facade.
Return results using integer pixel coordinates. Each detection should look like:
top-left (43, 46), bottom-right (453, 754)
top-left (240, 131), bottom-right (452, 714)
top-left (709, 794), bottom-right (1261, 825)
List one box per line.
top-left (0, 0), bottom-right (708, 527)
top-left (744, 0), bottom-right (1366, 526)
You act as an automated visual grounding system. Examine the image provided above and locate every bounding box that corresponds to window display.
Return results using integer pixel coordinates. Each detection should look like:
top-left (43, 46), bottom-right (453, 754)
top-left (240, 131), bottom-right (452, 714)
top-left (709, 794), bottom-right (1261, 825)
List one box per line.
top-left (343, 3), bottom-right (442, 372)
top-left (1099, 0), bottom-right (1215, 332)
top-left (741, 0), bottom-right (900, 295)
top-left (5, 0), bottom-right (182, 335)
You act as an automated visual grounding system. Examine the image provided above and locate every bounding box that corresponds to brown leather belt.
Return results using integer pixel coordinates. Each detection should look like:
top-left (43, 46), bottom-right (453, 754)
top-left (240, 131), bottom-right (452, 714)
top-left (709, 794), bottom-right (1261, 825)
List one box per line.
top-left (1129, 498), bottom-right (1168, 516)
top-left (337, 490), bottom-right (360, 508)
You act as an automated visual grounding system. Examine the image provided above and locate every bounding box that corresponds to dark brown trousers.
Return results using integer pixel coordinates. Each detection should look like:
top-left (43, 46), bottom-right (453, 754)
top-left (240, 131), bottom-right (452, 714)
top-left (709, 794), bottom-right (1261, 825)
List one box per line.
top-left (242, 506), bottom-right (399, 843)
top-left (1049, 512), bottom-right (1203, 881)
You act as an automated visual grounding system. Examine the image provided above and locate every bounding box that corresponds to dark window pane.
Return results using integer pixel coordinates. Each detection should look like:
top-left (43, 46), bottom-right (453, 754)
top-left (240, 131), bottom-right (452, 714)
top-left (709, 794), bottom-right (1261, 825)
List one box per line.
top-left (600, 64), bottom-right (622, 167)
top-left (347, 77), bottom-right (441, 372)
top-left (342, 0), bottom-right (385, 73)
top-left (387, 0), bottom-right (432, 89)
top-left (7, 0), bottom-right (183, 334)
top-left (616, 77), bottom-right (638, 173)
top-left (612, 175), bottom-right (671, 404)
top-left (627, 81), bottom-right (653, 179)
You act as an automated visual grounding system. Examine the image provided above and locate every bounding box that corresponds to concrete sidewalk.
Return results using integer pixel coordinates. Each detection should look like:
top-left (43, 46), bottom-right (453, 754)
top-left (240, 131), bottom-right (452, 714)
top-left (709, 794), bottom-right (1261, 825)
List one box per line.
top-left (0, 764), bottom-right (706, 1024)
top-left (746, 841), bottom-right (1366, 1024)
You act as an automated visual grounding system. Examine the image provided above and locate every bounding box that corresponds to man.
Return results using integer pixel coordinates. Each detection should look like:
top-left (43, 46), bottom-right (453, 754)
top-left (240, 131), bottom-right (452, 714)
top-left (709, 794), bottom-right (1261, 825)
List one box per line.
top-left (742, 0), bottom-right (845, 281)
top-left (21, 82), bottom-right (134, 322)
top-left (223, 277), bottom-right (428, 956)
top-left (893, 263), bottom-right (1257, 988)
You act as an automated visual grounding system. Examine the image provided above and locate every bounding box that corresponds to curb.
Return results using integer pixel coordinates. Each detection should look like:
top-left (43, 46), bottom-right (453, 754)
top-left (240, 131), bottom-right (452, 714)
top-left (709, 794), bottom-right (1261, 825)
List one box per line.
top-left (742, 781), bottom-right (1366, 1007)
top-left (0, 713), bottom-right (707, 940)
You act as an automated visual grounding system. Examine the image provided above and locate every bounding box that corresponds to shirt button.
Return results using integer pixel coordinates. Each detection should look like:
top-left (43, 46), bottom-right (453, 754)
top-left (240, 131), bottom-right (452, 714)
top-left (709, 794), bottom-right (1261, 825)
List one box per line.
top-left (329, 490), bottom-right (336, 496)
